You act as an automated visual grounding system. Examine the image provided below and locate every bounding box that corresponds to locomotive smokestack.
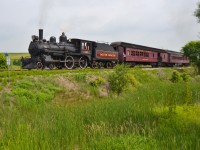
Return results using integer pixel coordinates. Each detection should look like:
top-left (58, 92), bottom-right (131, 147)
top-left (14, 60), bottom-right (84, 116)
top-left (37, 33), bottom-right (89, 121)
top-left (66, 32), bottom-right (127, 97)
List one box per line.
top-left (39, 29), bottom-right (43, 41)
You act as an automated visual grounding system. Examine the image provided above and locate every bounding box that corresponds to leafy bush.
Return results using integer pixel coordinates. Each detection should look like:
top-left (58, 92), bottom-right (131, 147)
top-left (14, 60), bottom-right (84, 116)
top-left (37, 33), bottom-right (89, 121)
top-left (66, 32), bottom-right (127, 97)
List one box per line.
top-left (180, 73), bottom-right (191, 82)
top-left (0, 53), bottom-right (7, 69)
top-left (13, 59), bottom-right (22, 66)
top-left (108, 64), bottom-right (129, 95)
top-left (170, 71), bottom-right (191, 83)
top-left (170, 71), bottom-right (181, 83)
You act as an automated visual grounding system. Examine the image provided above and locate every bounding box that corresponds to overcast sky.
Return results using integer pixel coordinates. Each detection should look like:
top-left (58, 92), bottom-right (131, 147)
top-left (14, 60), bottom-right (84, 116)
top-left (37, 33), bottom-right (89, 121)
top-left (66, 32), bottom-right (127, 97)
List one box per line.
top-left (0, 0), bottom-right (199, 53)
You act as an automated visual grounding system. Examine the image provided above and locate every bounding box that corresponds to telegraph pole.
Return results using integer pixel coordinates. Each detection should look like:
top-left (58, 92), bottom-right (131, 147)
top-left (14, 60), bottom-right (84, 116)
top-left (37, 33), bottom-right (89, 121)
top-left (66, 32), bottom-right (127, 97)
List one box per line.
top-left (5, 53), bottom-right (10, 85)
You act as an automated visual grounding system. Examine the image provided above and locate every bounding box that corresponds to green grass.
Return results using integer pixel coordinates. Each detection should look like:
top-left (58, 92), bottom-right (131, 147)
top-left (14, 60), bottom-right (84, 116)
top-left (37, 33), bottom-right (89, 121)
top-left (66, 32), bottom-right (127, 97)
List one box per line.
top-left (0, 67), bottom-right (200, 149)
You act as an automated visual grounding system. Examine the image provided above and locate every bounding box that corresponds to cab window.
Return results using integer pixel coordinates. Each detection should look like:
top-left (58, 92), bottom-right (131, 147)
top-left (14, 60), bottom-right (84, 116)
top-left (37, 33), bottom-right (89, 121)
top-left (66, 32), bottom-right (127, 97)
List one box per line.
top-left (81, 42), bottom-right (91, 51)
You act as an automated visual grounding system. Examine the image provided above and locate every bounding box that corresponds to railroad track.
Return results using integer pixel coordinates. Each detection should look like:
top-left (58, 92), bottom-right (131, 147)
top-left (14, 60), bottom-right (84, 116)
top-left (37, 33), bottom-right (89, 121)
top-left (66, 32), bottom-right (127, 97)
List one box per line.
top-left (0, 69), bottom-right (29, 72)
top-left (0, 67), bottom-right (187, 73)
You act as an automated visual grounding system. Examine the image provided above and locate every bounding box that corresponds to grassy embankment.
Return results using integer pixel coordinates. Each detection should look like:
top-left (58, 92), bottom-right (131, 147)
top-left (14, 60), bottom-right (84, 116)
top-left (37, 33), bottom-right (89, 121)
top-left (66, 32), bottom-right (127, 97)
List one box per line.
top-left (0, 66), bottom-right (200, 149)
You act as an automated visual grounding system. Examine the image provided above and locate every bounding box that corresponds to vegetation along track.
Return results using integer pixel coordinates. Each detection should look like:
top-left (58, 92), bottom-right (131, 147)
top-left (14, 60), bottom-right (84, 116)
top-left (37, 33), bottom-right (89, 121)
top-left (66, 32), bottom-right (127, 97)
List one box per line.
top-left (0, 65), bottom-right (200, 149)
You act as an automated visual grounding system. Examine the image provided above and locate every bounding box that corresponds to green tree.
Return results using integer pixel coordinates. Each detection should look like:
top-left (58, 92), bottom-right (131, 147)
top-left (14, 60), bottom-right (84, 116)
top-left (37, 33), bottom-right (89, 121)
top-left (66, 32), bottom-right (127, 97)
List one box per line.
top-left (194, 2), bottom-right (200, 22)
top-left (182, 41), bottom-right (200, 74)
top-left (0, 53), bottom-right (7, 69)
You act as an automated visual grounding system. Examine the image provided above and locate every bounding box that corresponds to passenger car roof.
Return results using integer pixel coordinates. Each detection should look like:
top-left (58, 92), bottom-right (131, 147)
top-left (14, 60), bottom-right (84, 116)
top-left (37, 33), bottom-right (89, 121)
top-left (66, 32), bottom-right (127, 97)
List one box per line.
top-left (111, 41), bottom-right (170, 53)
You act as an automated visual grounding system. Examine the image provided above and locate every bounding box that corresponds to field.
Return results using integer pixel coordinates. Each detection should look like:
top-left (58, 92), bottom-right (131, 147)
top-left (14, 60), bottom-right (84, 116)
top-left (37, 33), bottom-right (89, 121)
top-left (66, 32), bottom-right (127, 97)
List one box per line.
top-left (7, 53), bottom-right (29, 70)
top-left (9, 53), bottom-right (30, 59)
top-left (0, 63), bottom-right (200, 149)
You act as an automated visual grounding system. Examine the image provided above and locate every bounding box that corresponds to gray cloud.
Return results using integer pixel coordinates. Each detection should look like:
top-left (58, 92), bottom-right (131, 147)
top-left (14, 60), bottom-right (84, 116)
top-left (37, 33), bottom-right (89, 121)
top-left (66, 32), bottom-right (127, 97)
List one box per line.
top-left (0, 0), bottom-right (199, 52)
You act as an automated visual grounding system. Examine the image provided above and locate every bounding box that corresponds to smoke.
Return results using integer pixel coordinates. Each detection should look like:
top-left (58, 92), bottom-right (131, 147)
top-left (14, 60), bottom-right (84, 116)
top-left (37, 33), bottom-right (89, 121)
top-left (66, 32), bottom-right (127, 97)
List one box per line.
top-left (39, 0), bottom-right (72, 32)
top-left (39, 0), bottom-right (54, 28)
top-left (161, 0), bottom-right (199, 47)
top-left (59, 23), bottom-right (72, 33)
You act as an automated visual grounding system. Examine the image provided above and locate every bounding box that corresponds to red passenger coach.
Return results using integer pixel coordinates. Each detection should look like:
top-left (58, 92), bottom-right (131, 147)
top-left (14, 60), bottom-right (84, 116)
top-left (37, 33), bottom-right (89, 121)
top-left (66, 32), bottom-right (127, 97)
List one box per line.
top-left (111, 42), bottom-right (189, 67)
top-left (160, 53), bottom-right (169, 63)
top-left (125, 48), bottom-right (158, 64)
top-left (111, 42), bottom-right (165, 67)
top-left (168, 51), bottom-right (189, 66)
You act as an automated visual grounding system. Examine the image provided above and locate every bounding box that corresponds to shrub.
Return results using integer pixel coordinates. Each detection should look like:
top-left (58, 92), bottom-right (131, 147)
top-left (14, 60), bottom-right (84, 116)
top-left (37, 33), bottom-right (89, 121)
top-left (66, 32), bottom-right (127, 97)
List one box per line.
top-left (180, 73), bottom-right (191, 82)
top-left (13, 59), bottom-right (22, 66)
top-left (170, 71), bottom-right (181, 83)
top-left (0, 53), bottom-right (7, 69)
top-left (108, 64), bottom-right (129, 95)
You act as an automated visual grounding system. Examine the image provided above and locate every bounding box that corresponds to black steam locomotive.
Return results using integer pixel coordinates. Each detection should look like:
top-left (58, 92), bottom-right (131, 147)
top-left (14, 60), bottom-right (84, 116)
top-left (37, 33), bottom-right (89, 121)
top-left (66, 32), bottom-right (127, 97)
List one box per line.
top-left (21, 29), bottom-right (118, 70)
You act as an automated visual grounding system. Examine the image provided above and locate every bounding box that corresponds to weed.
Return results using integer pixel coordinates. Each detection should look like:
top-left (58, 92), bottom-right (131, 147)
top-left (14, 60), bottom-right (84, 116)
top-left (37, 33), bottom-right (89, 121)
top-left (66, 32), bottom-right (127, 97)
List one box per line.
top-left (74, 73), bottom-right (86, 82)
top-left (89, 76), bottom-right (106, 87)
top-left (108, 64), bottom-right (129, 95)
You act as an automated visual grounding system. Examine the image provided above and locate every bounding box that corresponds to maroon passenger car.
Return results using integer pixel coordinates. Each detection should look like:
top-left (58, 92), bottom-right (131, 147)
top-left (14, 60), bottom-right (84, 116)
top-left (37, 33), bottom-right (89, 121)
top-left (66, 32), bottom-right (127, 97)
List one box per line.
top-left (111, 42), bottom-right (189, 67)
top-left (167, 51), bottom-right (189, 67)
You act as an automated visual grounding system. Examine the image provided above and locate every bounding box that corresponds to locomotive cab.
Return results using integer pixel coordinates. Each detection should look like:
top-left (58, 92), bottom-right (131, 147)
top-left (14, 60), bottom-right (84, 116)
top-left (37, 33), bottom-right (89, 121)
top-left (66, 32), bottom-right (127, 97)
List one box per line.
top-left (70, 39), bottom-right (93, 56)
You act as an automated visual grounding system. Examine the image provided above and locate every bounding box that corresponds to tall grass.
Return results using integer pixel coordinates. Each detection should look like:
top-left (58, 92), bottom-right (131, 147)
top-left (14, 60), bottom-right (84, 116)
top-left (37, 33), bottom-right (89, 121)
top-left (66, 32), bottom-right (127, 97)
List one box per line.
top-left (0, 67), bottom-right (200, 149)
